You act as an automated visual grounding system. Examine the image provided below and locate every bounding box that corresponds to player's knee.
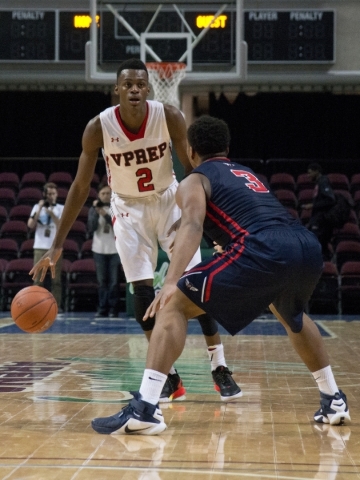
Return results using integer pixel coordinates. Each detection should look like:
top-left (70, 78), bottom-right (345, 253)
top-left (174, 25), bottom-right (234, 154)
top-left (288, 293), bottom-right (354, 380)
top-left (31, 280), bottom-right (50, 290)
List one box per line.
top-left (196, 313), bottom-right (219, 336)
top-left (133, 285), bottom-right (156, 331)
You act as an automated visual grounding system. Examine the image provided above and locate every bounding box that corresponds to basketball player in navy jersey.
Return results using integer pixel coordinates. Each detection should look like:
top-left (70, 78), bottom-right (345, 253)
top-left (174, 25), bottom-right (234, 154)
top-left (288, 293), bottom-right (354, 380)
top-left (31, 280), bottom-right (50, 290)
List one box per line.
top-left (29, 59), bottom-right (240, 403)
top-left (90, 115), bottom-right (350, 435)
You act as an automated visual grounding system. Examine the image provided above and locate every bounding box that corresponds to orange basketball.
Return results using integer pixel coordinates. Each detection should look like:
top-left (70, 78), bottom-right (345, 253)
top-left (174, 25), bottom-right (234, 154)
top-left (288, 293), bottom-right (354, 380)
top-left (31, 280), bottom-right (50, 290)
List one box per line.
top-left (11, 286), bottom-right (58, 333)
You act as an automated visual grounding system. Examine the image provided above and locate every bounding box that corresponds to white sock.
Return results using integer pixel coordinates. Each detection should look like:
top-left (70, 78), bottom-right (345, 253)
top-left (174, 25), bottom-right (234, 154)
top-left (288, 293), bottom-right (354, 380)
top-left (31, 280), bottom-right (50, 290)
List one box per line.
top-left (139, 369), bottom-right (167, 405)
top-left (312, 366), bottom-right (339, 396)
top-left (207, 344), bottom-right (227, 371)
top-left (169, 366), bottom-right (176, 375)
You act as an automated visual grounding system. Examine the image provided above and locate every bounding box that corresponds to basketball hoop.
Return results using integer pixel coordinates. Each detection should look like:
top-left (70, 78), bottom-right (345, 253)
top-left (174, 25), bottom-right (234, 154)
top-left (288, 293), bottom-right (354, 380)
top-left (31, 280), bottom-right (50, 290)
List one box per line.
top-left (146, 62), bottom-right (186, 110)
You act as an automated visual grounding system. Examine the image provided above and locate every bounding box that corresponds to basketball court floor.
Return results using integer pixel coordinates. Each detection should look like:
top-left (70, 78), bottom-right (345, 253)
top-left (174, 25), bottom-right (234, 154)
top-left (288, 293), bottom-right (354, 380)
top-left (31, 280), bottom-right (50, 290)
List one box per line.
top-left (0, 311), bottom-right (358, 479)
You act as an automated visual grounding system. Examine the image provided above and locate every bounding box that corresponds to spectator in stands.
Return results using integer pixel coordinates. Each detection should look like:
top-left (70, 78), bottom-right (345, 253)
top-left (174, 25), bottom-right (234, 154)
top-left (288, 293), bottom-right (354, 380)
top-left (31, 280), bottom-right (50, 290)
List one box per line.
top-left (301, 163), bottom-right (336, 259)
top-left (27, 182), bottom-right (64, 310)
top-left (87, 184), bottom-right (120, 318)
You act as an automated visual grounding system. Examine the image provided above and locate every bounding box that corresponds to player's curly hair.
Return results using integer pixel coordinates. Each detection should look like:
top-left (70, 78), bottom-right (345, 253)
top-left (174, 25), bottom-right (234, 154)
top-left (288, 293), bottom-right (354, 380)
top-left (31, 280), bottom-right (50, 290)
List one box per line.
top-left (187, 115), bottom-right (230, 157)
top-left (117, 59), bottom-right (148, 80)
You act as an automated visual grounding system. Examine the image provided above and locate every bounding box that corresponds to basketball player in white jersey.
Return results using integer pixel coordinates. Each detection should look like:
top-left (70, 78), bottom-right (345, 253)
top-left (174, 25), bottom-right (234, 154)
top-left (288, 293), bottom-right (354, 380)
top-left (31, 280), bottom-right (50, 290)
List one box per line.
top-left (30, 58), bottom-right (241, 404)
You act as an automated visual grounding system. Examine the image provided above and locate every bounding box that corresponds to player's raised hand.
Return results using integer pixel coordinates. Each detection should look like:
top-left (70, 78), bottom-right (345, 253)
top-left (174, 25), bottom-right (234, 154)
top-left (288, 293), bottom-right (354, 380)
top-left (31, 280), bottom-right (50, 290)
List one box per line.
top-left (29, 247), bottom-right (63, 281)
top-left (143, 284), bottom-right (178, 320)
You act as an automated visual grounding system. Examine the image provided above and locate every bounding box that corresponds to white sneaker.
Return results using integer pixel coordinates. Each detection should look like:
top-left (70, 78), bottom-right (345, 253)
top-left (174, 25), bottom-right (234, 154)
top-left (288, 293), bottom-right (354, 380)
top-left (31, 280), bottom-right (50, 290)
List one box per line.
top-left (314, 390), bottom-right (351, 425)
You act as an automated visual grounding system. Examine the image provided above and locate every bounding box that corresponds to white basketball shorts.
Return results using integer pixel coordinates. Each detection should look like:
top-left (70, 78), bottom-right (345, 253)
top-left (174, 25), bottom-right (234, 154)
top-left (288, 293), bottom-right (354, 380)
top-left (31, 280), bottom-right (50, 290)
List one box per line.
top-left (111, 181), bottom-right (202, 283)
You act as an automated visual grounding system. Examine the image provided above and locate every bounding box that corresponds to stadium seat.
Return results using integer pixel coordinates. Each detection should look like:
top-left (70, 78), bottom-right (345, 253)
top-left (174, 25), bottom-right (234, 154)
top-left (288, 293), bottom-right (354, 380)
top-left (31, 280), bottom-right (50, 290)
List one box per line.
top-left (0, 206), bottom-right (7, 230)
top-left (352, 191), bottom-right (360, 213)
top-left (16, 187), bottom-right (43, 206)
top-left (274, 189), bottom-right (297, 209)
top-left (9, 205), bottom-right (32, 223)
top-left (347, 209), bottom-right (358, 225)
top-left (1, 258), bottom-right (34, 310)
top-left (350, 173), bottom-right (360, 196)
top-left (297, 189), bottom-right (315, 207)
top-left (18, 239), bottom-right (34, 259)
top-left (339, 261), bottom-right (360, 314)
top-left (0, 220), bottom-right (28, 246)
top-left (79, 239), bottom-right (93, 259)
top-left (334, 190), bottom-right (353, 205)
top-left (0, 258), bottom-right (9, 310)
top-left (299, 208), bottom-right (312, 226)
top-left (63, 239), bottom-right (80, 262)
top-left (327, 173), bottom-right (350, 192)
top-left (67, 220), bottom-right (88, 248)
top-left (308, 261), bottom-right (340, 314)
top-left (335, 240), bottom-right (360, 271)
top-left (0, 172), bottom-right (20, 193)
top-left (65, 258), bottom-right (98, 312)
top-left (91, 173), bottom-right (100, 188)
top-left (332, 222), bottom-right (360, 249)
top-left (269, 173), bottom-right (295, 192)
top-left (296, 173), bottom-right (314, 192)
top-left (56, 187), bottom-right (68, 204)
top-left (0, 188), bottom-right (16, 212)
top-left (0, 239), bottom-right (19, 261)
top-left (20, 172), bottom-right (46, 189)
top-left (48, 171), bottom-right (73, 189)
top-left (84, 187), bottom-right (98, 207)
top-left (76, 206), bottom-right (89, 224)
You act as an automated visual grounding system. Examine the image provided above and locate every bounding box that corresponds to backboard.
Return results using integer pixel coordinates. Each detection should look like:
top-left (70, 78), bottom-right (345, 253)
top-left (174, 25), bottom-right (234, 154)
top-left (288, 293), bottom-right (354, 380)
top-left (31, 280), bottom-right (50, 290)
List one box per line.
top-left (85, 0), bottom-right (247, 85)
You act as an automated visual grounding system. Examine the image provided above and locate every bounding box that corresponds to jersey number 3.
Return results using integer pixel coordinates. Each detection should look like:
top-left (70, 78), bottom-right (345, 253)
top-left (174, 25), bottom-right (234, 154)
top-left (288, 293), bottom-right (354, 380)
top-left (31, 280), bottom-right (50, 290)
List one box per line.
top-left (136, 168), bottom-right (155, 192)
top-left (231, 169), bottom-right (269, 193)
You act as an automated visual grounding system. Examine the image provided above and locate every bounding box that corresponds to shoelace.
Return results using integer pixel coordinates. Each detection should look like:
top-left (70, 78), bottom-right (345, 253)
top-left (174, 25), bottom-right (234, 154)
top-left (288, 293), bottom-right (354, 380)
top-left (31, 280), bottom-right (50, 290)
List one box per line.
top-left (214, 368), bottom-right (233, 385)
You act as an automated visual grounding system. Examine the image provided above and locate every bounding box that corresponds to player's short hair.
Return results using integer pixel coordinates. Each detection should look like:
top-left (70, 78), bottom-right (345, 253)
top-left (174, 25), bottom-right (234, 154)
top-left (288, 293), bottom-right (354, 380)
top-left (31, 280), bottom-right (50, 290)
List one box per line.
top-left (307, 162), bottom-right (323, 174)
top-left (187, 115), bottom-right (230, 157)
top-left (117, 59), bottom-right (148, 80)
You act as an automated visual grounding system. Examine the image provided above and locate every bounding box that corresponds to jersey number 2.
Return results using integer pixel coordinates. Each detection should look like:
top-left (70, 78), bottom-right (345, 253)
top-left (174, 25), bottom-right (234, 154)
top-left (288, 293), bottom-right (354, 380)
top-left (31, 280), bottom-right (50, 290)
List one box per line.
top-left (136, 168), bottom-right (155, 192)
top-left (230, 169), bottom-right (269, 193)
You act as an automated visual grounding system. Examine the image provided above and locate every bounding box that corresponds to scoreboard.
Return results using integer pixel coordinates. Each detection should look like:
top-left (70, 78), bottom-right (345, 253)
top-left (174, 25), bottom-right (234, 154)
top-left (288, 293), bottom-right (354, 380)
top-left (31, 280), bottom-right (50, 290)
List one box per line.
top-left (0, 8), bottom-right (335, 64)
top-left (245, 10), bottom-right (335, 63)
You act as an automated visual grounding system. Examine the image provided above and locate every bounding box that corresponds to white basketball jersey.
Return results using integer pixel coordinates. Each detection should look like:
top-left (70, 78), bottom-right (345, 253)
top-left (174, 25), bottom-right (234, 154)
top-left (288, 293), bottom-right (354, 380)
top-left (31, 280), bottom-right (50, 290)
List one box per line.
top-left (100, 100), bottom-right (175, 197)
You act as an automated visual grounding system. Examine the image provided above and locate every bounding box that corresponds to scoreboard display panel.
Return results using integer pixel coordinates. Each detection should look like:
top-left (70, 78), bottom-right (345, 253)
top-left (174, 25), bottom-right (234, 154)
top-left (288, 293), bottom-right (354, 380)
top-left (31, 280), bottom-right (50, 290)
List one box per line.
top-left (244, 10), bottom-right (335, 63)
top-left (0, 8), bottom-right (335, 64)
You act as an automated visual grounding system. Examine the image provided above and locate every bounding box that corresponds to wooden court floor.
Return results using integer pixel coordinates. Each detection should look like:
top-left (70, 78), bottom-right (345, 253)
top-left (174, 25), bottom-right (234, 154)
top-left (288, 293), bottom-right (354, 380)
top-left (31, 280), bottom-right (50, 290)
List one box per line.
top-left (0, 313), bottom-right (358, 480)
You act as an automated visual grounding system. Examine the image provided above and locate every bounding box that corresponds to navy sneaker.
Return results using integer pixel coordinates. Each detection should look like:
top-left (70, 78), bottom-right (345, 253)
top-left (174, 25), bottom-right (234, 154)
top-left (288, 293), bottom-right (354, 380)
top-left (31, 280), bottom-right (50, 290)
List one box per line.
top-left (91, 392), bottom-right (167, 435)
top-left (212, 366), bottom-right (242, 402)
top-left (314, 390), bottom-right (351, 425)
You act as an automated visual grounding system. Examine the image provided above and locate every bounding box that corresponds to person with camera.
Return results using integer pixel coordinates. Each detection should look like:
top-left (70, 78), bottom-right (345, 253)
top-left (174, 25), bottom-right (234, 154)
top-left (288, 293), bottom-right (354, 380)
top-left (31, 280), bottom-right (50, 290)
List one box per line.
top-left (27, 182), bottom-right (64, 310)
top-left (87, 183), bottom-right (120, 318)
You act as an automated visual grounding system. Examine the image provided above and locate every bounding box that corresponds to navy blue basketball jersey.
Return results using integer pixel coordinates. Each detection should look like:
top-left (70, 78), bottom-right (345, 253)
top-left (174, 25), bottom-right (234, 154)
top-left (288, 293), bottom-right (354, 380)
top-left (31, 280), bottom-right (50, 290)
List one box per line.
top-left (192, 158), bottom-right (299, 247)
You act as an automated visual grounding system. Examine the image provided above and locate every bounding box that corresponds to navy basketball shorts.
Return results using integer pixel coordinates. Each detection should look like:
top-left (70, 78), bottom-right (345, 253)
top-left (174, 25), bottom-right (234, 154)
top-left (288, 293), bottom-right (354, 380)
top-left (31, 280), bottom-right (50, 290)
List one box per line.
top-left (177, 227), bottom-right (323, 335)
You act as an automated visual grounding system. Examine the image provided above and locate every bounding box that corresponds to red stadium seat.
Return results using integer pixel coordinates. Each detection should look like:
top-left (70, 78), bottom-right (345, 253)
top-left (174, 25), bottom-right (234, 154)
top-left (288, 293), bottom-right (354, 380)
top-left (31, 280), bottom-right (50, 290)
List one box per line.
top-left (48, 171), bottom-right (73, 189)
top-left (0, 172), bottom-right (20, 193)
top-left (20, 172), bottom-right (46, 189)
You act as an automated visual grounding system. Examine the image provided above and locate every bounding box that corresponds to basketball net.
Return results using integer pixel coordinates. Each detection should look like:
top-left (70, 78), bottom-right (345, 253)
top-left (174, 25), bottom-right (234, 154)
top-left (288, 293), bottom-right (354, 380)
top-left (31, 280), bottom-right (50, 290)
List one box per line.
top-left (146, 62), bottom-right (186, 110)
